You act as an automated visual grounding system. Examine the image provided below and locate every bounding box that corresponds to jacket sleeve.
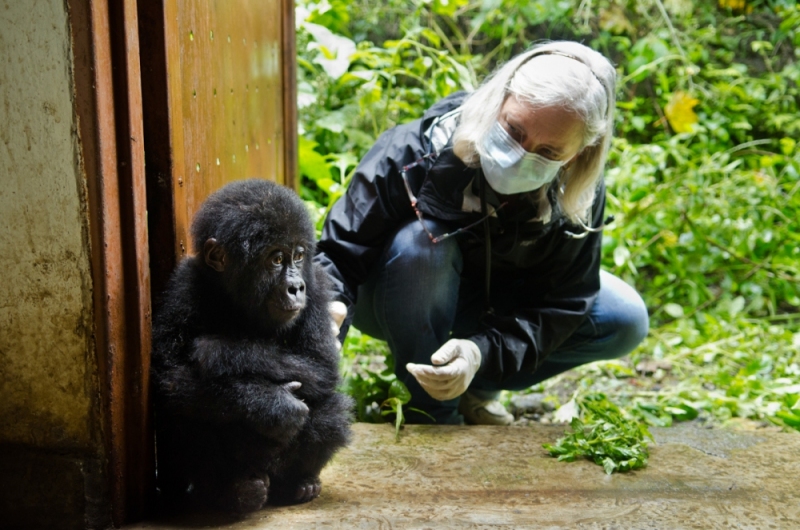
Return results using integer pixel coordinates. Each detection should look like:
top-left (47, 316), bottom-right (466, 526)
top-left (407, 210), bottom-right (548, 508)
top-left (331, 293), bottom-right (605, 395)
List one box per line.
top-left (315, 121), bottom-right (425, 329)
top-left (466, 185), bottom-right (606, 384)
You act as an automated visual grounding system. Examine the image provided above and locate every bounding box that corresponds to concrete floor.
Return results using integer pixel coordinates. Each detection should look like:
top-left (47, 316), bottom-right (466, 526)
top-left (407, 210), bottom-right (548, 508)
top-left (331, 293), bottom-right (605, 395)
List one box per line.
top-left (128, 422), bottom-right (800, 529)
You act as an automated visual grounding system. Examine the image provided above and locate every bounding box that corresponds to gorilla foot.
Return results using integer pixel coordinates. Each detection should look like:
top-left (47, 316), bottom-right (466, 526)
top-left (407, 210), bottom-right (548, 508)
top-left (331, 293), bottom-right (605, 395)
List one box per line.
top-left (270, 476), bottom-right (322, 505)
top-left (228, 476), bottom-right (269, 514)
top-left (294, 476), bottom-right (322, 503)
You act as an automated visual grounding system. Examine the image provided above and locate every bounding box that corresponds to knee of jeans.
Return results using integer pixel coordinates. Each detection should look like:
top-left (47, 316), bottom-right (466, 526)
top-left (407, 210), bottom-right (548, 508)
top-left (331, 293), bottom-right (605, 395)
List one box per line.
top-left (613, 297), bottom-right (650, 357)
top-left (595, 271), bottom-right (650, 358)
top-left (385, 219), bottom-right (462, 273)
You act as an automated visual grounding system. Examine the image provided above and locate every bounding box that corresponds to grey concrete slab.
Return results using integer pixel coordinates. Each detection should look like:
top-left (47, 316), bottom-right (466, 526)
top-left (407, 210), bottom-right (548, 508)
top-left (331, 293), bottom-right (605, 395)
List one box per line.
top-left (128, 422), bottom-right (800, 529)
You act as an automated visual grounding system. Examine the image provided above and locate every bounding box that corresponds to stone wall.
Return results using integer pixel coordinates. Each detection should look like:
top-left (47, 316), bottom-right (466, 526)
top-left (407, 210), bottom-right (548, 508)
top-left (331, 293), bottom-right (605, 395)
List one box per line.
top-left (0, 0), bottom-right (107, 527)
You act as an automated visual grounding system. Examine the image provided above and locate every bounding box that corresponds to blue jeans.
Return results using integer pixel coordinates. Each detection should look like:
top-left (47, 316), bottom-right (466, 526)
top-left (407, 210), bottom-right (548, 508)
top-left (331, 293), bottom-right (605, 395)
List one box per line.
top-left (352, 219), bottom-right (649, 424)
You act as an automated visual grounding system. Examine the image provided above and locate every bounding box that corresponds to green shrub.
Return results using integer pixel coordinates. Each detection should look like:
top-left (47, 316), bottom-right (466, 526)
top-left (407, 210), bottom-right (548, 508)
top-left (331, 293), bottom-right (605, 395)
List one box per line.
top-left (298, 0), bottom-right (800, 433)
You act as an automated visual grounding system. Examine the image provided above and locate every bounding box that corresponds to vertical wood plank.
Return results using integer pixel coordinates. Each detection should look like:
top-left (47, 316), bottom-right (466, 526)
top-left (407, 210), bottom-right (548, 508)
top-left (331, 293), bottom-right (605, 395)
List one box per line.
top-left (139, 0), bottom-right (178, 298)
top-left (166, 0), bottom-right (290, 256)
top-left (116, 0), bottom-right (154, 520)
top-left (282, 0), bottom-right (298, 190)
top-left (73, 0), bottom-right (152, 524)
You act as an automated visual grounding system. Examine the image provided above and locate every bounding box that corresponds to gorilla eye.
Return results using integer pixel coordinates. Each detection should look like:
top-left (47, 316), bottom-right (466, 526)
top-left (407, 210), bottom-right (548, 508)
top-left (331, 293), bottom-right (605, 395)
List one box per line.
top-left (294, 249), bottom-right (305, 263)
top-left (271, 253), bottom-right (284, 266)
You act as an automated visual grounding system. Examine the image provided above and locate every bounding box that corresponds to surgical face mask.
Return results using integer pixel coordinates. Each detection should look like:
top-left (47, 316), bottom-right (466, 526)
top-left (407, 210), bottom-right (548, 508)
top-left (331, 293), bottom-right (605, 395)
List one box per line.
top-left (480, 121), bottom-right (566, 195)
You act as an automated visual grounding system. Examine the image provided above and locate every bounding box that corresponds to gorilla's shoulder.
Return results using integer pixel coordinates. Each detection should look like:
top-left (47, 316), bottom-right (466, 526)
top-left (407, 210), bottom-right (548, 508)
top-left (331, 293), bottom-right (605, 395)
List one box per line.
top-left (156, 258), bottom-right (204, 314)
top-left (151, 258), bottom-right (205, 351)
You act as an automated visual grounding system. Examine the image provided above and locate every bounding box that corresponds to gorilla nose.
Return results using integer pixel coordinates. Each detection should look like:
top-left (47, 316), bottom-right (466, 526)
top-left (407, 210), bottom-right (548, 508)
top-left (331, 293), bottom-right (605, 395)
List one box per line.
top-left (288, 278), bottom-right (305, 294)
top-left (288, 279), bottom-right (306, 300)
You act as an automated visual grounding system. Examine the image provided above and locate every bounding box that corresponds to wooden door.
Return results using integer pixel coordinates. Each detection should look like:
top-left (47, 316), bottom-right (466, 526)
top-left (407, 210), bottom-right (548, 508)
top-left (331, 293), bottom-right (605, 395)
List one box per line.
top-left (139, 0), bottom-right (297, 298)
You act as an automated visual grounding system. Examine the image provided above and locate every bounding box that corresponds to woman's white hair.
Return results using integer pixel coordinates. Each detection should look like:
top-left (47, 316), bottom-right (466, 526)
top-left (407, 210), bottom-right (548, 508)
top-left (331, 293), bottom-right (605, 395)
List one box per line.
top-left (452, 41), bottom-right (616, 225)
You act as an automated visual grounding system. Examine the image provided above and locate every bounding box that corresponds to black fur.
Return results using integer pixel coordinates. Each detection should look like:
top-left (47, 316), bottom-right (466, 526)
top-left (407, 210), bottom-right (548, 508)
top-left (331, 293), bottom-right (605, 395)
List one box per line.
top-left (151, 179), bottom-right (352, 514)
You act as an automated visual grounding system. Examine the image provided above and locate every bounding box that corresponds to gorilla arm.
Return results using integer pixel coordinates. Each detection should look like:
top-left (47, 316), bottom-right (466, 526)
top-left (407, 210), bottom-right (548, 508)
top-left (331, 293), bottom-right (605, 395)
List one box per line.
top-left (154, 360), bottom-right (310, 442)
top-left (189, 335), bottom-right (338, 402)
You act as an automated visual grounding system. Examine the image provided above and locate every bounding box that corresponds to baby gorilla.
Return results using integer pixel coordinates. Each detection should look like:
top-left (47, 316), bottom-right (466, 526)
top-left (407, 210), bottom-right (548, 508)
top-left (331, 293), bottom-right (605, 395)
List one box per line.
top-left (151, 179), bottom-right (352, 514)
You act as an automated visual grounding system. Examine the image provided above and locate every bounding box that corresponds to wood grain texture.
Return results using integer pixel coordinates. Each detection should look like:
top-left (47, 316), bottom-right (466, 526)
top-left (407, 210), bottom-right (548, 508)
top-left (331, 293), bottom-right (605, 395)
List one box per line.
top-left (166, 0), bottom-right (289, 258)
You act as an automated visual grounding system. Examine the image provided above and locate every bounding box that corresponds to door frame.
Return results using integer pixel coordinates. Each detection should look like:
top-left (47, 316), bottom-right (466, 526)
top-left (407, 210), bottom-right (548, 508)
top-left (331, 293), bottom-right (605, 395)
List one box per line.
top-left (70, 0), bottom-right (298, 524)
top-left (69, 0), bottom-right (152, 525)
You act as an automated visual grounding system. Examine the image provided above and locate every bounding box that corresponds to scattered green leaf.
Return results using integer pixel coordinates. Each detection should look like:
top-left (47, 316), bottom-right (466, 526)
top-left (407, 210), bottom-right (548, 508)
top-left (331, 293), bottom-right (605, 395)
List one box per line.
top-left (544, 394), bottom-right (653, 474)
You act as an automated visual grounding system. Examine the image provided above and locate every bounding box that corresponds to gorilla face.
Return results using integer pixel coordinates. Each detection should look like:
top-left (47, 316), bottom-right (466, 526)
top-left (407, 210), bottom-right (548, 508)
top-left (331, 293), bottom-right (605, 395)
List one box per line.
top-left (203, 237), bottom-right (310, 331)
top-left (260, 244), bottom-right (307, 326)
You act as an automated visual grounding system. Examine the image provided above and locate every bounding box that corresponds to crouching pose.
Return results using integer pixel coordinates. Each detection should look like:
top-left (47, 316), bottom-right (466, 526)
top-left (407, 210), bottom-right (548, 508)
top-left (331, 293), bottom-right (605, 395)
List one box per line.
top-left (317, 41), bottom-right (649, 425)
top-left (151, 179), bottom-right (352, 514)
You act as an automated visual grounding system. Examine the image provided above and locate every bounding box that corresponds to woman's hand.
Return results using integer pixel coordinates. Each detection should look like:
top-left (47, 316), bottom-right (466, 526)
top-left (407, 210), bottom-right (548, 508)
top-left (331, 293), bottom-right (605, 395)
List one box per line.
top-left (406, 339), bottom-right (481, 401)
top-left (328, 301), bottom-right (347, 350)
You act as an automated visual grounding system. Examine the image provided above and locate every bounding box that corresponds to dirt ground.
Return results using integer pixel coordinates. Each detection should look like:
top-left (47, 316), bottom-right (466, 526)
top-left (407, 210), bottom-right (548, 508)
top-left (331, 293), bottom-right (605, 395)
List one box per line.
top-left (128, 421), bottom-right (800, 529)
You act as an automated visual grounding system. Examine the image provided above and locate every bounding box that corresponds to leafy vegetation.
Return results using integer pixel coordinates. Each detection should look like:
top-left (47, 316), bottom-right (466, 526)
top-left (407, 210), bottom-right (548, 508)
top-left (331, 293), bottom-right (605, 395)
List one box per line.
top-left (543, 393), bottom-right (653, 474)
top-left (296, 0), bottom-right (800, 448)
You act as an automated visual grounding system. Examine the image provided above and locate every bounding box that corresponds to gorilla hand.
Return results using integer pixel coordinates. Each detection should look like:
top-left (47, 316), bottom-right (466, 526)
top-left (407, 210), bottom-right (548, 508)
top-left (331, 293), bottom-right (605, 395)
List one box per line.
top-left (251, 381), bottom-right (309, 441)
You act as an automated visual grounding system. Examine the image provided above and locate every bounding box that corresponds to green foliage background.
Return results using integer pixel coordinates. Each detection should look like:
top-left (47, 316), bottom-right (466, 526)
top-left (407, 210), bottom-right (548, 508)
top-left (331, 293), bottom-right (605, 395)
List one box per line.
top-left (296, 0), bottom-right (800, 432)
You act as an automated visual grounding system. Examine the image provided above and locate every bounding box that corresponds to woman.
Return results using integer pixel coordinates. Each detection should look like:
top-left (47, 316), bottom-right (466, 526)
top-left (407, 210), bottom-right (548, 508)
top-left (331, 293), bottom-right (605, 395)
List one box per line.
top-left (317, 41), bottom-right (649, 425)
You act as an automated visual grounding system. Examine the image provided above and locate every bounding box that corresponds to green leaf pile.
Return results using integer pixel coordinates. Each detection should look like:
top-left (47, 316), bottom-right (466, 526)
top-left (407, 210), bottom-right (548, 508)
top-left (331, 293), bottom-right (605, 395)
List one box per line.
top-left (544, 394), bottom-right (653, 475)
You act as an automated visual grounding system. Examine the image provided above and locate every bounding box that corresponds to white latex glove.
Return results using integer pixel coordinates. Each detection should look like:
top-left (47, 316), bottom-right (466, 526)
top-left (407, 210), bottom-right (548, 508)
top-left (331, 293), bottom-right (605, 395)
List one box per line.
top-left (328, 301), bottom-right (347, 350)
top-left (406, 339), bottom-right (482, 401)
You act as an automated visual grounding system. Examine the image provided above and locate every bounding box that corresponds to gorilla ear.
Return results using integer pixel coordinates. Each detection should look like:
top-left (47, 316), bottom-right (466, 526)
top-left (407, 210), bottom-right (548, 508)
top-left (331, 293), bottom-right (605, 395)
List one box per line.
top-left (203, 238), bottom-right (226, 272)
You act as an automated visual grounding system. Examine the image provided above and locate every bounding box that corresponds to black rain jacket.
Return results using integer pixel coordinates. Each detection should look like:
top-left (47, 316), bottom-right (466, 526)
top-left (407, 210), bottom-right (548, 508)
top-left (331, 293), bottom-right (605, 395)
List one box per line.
top-left (316, 92), bottom-right (605, 384)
